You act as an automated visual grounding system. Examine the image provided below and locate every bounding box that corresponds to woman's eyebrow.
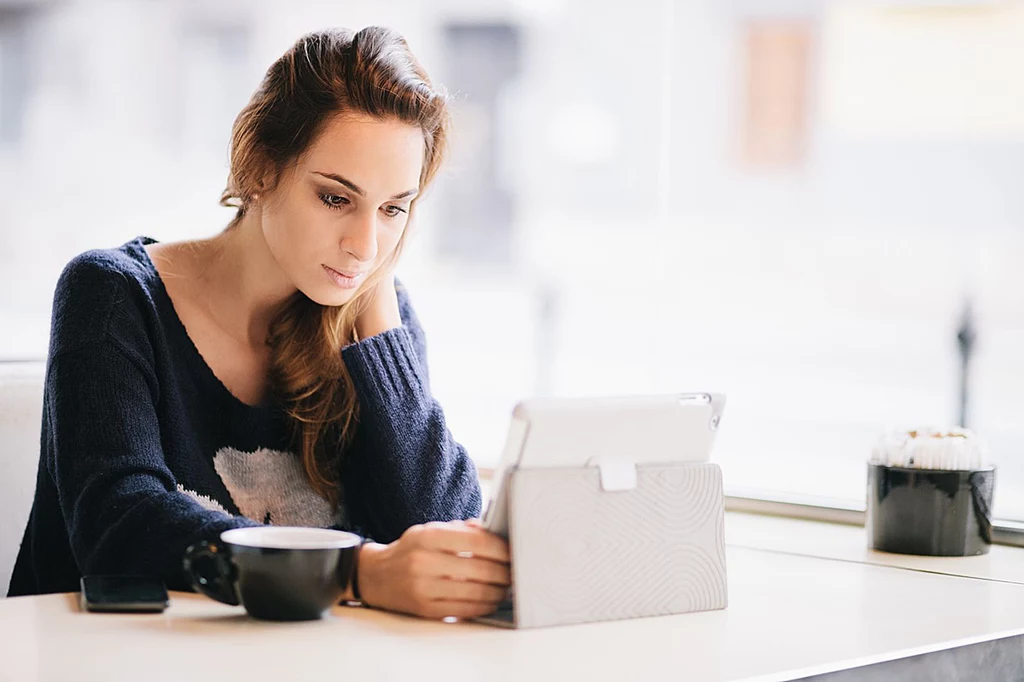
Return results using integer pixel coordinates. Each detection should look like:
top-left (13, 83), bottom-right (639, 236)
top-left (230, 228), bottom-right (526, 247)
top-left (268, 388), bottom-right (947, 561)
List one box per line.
top-left (312, 171), bottom-right (418, 200)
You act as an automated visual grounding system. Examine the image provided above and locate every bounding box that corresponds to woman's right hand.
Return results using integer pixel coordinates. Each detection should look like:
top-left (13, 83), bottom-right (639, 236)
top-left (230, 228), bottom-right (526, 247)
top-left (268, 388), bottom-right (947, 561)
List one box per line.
top-left (357, 520), bottom-right (511, 620)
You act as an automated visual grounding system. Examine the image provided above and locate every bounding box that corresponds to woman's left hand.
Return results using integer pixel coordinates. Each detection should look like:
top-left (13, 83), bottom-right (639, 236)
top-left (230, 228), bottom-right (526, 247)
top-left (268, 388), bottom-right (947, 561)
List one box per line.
top-left (354, 272), bottom-right (402, 340)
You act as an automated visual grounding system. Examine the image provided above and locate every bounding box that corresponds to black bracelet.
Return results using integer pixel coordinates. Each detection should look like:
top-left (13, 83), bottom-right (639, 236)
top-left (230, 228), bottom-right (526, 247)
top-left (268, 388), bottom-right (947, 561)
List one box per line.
top-left (350, 537), bottom-right (371, 603)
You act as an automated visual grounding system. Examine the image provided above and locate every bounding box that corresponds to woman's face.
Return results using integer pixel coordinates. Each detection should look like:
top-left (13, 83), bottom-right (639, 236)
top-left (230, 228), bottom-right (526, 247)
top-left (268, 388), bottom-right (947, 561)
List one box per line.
top-left (259, 113), bottom-right (424, 306)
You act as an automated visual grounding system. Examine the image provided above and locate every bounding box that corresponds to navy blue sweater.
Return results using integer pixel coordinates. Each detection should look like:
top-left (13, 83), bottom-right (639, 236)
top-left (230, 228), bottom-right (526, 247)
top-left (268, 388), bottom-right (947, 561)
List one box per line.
top-left (8, 236), bottom-right (481, 596)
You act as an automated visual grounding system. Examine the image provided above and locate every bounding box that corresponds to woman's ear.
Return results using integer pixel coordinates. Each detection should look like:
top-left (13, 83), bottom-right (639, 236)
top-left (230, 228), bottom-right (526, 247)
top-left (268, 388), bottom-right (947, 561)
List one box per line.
top-left (259, 169), bottom-right (275, 193)
top-left (256, 163), bottom-right (293, 207)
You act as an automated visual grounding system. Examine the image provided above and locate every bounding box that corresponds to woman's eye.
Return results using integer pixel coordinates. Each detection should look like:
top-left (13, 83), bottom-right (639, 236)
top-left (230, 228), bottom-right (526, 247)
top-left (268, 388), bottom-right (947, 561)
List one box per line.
top-left (319, 193), bottom-right (349, 210)
top-left (383, 205), bottom-right (408, 218)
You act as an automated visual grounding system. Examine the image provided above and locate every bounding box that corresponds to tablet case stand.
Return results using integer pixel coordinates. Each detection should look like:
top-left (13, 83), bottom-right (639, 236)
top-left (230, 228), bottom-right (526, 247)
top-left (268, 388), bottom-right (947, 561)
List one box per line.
top-left (490, 459), bottom-right (728, 629)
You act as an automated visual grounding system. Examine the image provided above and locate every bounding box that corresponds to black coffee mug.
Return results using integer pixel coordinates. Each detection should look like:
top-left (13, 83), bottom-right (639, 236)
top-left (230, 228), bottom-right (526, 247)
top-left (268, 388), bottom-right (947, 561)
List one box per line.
top-left (867, 463), bottom-right (995, 557)
top-left (183, 526), bottom-right (361, 621)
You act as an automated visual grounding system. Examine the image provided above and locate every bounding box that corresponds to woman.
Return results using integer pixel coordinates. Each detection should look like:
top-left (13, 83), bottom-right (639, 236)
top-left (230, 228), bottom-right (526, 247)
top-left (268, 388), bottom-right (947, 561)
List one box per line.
top-left (8, 26), bottom-right (511, 620)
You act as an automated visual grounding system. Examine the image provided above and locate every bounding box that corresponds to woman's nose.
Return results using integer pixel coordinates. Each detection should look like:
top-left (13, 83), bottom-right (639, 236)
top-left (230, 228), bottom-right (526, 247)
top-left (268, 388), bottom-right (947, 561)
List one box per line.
top-left (341, 210), bottom-right (378, 263)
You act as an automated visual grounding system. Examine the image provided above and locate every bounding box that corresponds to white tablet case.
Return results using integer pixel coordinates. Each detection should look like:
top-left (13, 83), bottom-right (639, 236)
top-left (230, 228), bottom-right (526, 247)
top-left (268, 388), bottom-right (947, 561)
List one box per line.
top-left (515, 393), bottom-right (725, 469)
top-left (479, 394), bottom-right (729, 629)
top-left (509, 462), bottom-right (726, 628)
top-left (484, 393), bottom-right (726, 538)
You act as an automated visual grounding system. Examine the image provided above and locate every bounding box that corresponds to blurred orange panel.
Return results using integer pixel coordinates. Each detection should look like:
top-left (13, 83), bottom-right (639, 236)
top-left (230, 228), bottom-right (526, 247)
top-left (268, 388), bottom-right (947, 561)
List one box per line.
top-left (742, 21), bottom-right (812, 168)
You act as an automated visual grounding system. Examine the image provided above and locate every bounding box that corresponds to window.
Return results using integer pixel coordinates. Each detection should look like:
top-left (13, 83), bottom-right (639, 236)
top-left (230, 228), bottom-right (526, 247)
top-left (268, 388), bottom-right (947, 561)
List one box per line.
top-left (3, 1), bottom-right (1022, 522)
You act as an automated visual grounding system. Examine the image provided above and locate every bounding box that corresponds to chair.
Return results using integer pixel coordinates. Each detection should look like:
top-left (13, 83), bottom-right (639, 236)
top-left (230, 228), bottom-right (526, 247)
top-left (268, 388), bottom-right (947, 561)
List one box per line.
top-left (0, 362), bottom-right (45, 596)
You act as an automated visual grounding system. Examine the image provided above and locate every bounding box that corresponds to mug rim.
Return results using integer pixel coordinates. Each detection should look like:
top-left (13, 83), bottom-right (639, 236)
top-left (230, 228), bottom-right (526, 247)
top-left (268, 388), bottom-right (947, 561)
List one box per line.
top-left (220, 526), bottom-right (361, 550)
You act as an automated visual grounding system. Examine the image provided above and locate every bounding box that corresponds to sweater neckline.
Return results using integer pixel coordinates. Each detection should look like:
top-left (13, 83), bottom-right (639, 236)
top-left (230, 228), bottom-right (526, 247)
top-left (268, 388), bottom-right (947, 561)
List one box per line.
top-left (129, 235), bottom-right (279, 418)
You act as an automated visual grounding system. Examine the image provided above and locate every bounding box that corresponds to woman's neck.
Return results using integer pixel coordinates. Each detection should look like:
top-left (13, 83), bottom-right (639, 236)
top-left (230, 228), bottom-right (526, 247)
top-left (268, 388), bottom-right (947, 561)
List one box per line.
top-left (193, 213), bottom-right (298, 350)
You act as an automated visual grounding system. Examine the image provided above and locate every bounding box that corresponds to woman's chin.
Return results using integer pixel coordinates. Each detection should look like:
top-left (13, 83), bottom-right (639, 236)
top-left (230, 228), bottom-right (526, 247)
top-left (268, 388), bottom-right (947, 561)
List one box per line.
top-left (305, 287), bottom-right (357, 308)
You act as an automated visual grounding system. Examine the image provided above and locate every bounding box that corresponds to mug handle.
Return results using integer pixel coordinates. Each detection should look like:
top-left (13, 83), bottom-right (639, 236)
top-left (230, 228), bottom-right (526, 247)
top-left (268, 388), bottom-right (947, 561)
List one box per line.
top-left (182, 541), bottom-right (240, 606)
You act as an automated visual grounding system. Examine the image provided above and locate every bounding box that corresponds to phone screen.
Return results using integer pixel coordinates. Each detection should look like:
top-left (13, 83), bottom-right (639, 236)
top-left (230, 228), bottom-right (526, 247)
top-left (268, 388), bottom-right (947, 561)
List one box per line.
top-left (80, 575), bottom-right (169, 613)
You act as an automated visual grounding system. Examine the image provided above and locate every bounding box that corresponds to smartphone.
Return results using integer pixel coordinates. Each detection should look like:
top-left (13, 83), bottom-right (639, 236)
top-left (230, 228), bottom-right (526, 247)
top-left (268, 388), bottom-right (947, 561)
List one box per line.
top-left (80, 575), bottom-right (169, 613)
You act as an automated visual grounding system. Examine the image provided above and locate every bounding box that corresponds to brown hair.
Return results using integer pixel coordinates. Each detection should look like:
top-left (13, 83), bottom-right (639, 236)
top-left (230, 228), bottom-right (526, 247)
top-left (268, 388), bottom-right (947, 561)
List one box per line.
top-left (219, 27), bottom-right (450, 508)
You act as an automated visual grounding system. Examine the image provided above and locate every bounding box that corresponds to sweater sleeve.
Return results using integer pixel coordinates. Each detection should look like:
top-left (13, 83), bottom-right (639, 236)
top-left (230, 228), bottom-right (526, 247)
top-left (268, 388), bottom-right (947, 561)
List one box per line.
top-left (339, 285), bottom-right (481, 543)
top-left (45, 338), bottom-right (259, 591)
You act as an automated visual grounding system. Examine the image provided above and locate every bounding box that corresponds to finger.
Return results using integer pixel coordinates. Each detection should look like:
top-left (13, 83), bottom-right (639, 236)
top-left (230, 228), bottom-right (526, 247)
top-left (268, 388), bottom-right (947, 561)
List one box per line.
top-left (421, 552), bottom-right (511, 586)
top-left (422, 599), bottom-right (503, 621)
top-left (423, 578), bottom-right (508, 604)
top-left (418, 523), bottom-right (510, 563)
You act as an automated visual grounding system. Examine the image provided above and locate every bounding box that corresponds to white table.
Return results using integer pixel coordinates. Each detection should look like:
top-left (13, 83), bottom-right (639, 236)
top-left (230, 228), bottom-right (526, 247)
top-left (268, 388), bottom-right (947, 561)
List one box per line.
top-left (726, 511), bottom-right (1024, 585)
top-left (5, 543), bottom-right (1024, 682)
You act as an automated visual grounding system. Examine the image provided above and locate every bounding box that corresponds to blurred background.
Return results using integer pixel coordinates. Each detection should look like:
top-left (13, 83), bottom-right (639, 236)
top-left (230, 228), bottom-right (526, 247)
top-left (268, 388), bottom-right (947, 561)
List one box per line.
top-left (0, 0), bottom-right (1021, 515)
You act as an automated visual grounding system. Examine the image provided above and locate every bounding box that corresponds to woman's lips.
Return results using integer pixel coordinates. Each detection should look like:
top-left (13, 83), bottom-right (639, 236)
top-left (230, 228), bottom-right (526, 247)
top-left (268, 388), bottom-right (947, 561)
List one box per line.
top-left (322, 264), bottom-right (366, 290)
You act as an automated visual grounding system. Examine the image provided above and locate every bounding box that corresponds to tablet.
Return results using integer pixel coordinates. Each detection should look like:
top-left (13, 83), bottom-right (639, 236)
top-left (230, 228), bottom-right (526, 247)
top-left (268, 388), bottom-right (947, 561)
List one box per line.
top-left (481, 392), bottom-right (726, 537)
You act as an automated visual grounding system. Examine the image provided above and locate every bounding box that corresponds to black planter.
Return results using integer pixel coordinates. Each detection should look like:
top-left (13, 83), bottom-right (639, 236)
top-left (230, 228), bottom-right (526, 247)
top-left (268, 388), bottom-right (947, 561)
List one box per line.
top-left (866, 463), bottom-right (995, 557)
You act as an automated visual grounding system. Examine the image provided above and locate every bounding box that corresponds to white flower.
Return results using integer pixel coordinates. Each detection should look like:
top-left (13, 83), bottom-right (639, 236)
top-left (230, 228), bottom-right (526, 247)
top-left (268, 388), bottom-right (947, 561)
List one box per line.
top-left (870, 427), bottom-right (991, 470)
